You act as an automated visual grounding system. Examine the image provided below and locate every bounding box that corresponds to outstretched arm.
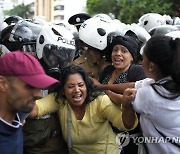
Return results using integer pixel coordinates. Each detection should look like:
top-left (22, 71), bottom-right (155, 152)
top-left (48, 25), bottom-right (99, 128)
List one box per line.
top-left (90, 77), bottom-right (135, 94)
top-left (28, 93), bottom-right (59, 119)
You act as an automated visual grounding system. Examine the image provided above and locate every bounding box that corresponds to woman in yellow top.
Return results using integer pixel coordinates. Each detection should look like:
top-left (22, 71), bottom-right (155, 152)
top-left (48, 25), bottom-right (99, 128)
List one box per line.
top-left (30, 65), bottom-right (138, 154)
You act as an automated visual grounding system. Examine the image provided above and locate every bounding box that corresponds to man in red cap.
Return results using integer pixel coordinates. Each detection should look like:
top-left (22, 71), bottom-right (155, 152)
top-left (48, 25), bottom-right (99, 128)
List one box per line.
top-left (0, 51), bottom-right (59, 154)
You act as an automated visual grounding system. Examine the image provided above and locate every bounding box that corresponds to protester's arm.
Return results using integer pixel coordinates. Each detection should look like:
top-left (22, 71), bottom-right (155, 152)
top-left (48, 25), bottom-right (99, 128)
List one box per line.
top-left (98, 95), bottom-right (138, 130)
top-left (90, 77), bottom-right (135, 94)
top-left (104, 88), bottom-right (137, 129)
top-left (107, 88), bottom-right (137, 129)
top-left (121, 88), bottom-right (137, 129)
top-left (101, 83), bottom-right (135, 94)
top-left (28, 93), bottom-right (59, 118)
top-left (28, 104), bottom-right (38, 118)
top-left (105, 90), bottom-right (123, 106)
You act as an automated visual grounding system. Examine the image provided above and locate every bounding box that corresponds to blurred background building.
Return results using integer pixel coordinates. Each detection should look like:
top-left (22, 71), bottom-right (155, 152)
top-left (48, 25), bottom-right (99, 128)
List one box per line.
top-left (0, 0), bottom-right (19, 10)
top-left (1, 0), bottom-right (87, 22)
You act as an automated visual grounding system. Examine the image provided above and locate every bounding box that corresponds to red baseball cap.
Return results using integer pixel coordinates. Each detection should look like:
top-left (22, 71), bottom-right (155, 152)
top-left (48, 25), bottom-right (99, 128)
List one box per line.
top-left (0, 51), bottom-right (59, 88)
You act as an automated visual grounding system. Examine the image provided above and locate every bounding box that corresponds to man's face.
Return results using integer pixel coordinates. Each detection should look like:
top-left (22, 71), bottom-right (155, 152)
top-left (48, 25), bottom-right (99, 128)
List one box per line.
top-left (6, 77), bottom-right (42, 113)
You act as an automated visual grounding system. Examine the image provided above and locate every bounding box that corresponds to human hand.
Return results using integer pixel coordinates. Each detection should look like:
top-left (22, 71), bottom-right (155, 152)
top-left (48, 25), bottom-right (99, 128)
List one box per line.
top-left (89, 77), bottom-right (101, 87)
top-left (122, 88), bottom-right (137, 109)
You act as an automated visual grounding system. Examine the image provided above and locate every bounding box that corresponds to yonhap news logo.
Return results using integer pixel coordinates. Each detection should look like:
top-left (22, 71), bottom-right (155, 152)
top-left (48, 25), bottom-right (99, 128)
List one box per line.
top-left (116, 132), bottom-right (180, 148)
top-left (116, 132), bottom-right (130, 148)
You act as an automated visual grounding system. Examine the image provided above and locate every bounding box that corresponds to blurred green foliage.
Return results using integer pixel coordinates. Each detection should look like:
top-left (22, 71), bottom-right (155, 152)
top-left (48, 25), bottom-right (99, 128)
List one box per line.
top-left (87, 0), bottom-right (180, 23)
top-left (4, 3), bottom-right (33, 19)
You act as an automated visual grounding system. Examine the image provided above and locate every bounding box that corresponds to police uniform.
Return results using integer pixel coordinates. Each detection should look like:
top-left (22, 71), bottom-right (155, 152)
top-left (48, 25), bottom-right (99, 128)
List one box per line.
top-left (23, 90), bottom-right (68, 154)
top-left (69, 13), bottom-right (109, 80)
top-left (72, 51), bottom-right (110, 80)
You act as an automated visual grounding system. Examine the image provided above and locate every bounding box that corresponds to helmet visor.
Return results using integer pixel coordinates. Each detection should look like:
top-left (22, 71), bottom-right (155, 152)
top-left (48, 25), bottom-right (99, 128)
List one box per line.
top-left (10, 20), bottom-right (42, 42)
top-left (42, 44), bottom-right (76, 70)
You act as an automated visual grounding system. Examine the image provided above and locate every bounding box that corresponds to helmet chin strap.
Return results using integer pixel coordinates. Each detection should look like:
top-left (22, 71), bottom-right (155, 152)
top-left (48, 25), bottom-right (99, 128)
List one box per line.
top-left (48, 67), bottom-right (61, 80)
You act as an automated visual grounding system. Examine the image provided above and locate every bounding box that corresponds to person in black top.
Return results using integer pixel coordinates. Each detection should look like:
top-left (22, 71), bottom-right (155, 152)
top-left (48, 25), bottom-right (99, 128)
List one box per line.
top-left (91, 33), bottom-right (146, 154)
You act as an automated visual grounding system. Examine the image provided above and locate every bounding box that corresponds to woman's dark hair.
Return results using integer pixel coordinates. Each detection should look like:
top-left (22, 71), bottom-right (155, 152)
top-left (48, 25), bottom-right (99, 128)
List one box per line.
top-left (144, 35), bottom-right (180, 99)
top-left (55, 65), bottom-right (104, 104)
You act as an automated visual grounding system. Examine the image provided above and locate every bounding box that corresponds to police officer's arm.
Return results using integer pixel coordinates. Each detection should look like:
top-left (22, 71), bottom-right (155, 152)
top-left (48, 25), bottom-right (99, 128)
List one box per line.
top-left (90, 77), bottom-right (135, 94)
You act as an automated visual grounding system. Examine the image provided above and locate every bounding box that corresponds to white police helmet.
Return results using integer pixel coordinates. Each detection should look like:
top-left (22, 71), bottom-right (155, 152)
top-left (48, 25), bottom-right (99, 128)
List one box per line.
top-left (92, 13), bottom-right (112, 22)
top-left (123, 23), bottom-right (151, 45)
top-left (32, 16), bottom-right (48, 26)
top-left (165, 30), bottom-right (180, 38)
top-left (163, 14), bottom-right (173, 25)
top-left (79, 16), bottom-right (116, 51)
top-left (0, 8), bottom-right (4, 24)
top-left (0, 20), bottom-right (42, 52)
top-left (0, 8), bottom-right (8, 33)
top-left (0, 22), bottom-right (8, 33)
top-left (173, 17), bottom-right (180, 25)
top-left (36, 24), bottom-right (76, 74)
top-left (111, 19), bottom-right (126, 35)
top-left (138, 13), bottom-right (166, 32)
top-left (174, 25), bottom-right (180, 30)
top-left (8, 20), bottom-right (42, 42)
top-left (149, 25), bottom-right (179, 37)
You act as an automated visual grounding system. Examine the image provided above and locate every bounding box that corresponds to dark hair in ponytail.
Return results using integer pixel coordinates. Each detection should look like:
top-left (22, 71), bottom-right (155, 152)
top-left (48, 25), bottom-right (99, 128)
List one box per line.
top-left (144, 36), bottom-right (180, 99)
top-left (170, 38), bottom-right (180, 86)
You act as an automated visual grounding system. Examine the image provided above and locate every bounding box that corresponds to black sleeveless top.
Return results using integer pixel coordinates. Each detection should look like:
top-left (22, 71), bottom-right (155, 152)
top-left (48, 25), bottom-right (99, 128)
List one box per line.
top-left (100, 64), bottom-right (146, 84)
